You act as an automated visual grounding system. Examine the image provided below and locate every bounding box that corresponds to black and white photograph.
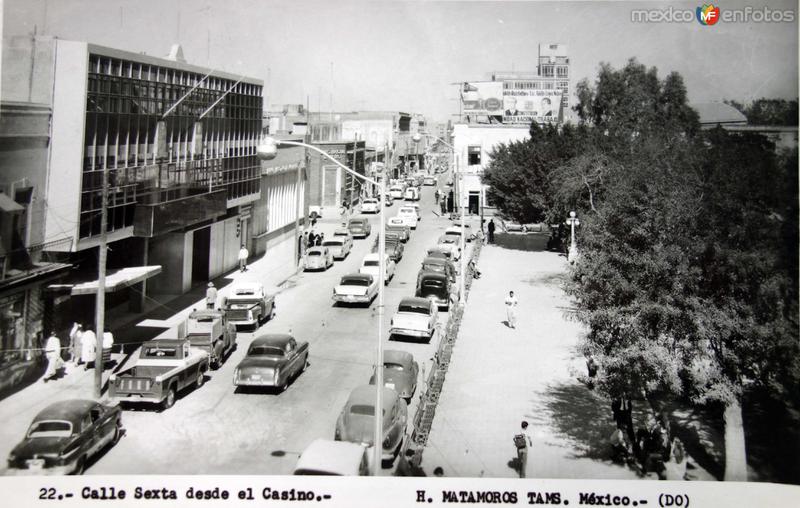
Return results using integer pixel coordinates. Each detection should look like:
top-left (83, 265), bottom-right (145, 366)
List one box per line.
top-left (0, 0), bottom-right (797, 506)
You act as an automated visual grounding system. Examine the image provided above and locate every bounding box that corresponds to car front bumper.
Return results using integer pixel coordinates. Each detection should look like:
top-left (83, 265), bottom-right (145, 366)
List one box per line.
top-left (333, 294), bottom-right (371, 303)
top-left (6, 463), bottom-right (75, 475)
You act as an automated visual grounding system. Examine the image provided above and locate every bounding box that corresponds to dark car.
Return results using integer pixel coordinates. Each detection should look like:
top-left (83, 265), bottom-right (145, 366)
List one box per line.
top-left (416, 271), bottom-right (455, 310)
top-left (348, 218), bottom-right (372, 239)
top-left (372, 236), bottom-right (404, 263)
top-left (233, 334), bottom-right (309, 391)
top-left (420, 256), bottom-right (456, 284)
top-left (369, 350), bottom-right (419, 402)
top-left (7, 400), bottom-right (123, 475)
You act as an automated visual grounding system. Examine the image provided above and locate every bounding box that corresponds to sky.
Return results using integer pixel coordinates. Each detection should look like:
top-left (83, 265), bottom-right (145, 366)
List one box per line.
top-left (3, 0), bottom-right (798, 123)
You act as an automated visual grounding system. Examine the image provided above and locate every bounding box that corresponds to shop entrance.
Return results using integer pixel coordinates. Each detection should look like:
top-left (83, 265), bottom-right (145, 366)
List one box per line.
top-left (469, 192), bottom-right (480, 215)
top-left (191, 227), bottom-right (210, 286)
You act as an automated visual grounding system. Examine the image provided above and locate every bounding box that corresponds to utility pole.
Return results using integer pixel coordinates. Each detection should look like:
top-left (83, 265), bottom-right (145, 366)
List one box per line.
top-left (94, 165), bottom-right (109, 398)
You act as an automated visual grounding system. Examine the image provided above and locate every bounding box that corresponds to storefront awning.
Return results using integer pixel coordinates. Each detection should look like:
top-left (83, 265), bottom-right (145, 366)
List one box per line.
top-left (52, 265), bottom-right (162, 296)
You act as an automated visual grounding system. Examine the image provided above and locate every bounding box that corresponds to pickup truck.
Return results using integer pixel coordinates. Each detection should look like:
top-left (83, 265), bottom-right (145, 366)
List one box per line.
top-left (185, 309), bottom-right (237, 369)
top-left (223, 282), bottom-right (276, 330)
top-left (389, 297), bottom-right (439, 341)
top-left (109, 339), bottom-right (209, 410)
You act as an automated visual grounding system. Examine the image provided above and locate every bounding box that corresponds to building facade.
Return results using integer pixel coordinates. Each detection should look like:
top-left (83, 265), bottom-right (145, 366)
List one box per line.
top-left (307, 140), bottom-right (366, 209)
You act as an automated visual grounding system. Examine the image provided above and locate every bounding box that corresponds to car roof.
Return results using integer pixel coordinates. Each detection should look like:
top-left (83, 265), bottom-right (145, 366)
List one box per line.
top-left (294, 439), bottom-right (366, 475)
top-left (362, 252), bottom-right (385, 261)
top-left (307, 246), bottom-right (326, 252)
top-left (251, 334), bottom-right (295, 348)
top-left (349, 218), bottom-right (367, 224)
top-left (347, 385), bottom-right (398, 411)
top-left (399, 296), bottom-right (432, 307)
top-left (34, 400), bottom-right (100, 423)
top-left (233, 282), bottom-right (263, 292)
top-left (333, 228), bottom-right (351, 235)
top-left (322, 238), bottom-right (343, 243)
top-left (419, 270), bottom-right (447, 281)
top-left (342, 273), bottom-right (372, 282)
top-left (383, 349), bottom-right (414, 366)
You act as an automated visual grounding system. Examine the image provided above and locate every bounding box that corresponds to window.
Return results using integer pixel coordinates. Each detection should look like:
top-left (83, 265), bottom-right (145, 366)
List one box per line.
top-left (467, 146), bottom-right (481, 166)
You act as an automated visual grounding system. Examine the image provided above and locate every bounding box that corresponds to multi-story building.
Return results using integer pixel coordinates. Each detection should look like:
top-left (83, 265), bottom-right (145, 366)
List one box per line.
top-left (1, 36), bottom-right (269, 335)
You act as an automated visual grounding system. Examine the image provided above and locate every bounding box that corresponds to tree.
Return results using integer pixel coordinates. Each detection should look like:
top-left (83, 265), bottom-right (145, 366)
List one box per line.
top-left (725, 98), bottom-right (799, 126)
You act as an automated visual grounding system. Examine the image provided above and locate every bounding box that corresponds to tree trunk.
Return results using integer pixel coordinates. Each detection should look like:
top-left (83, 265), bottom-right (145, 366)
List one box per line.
top-left (723, 400), bottom-right (748, 481)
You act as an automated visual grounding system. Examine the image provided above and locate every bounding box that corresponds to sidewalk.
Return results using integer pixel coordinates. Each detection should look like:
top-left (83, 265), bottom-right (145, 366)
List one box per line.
top-left (422, 240), bottom-right (642, 479)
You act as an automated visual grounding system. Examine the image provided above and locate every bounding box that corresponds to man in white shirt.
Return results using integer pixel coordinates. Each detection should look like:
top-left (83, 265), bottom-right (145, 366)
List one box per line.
top-left (238, 245), bottom-right (249, 272)
top-left (505, 290), bottom-right (518, 329)
top-left (43, 332), bottom-right (62, 382)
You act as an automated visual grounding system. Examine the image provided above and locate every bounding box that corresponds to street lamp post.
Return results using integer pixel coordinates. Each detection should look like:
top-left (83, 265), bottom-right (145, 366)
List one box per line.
top-left (567, 211), bottom-right (580, 263)
top-left (257, 137), bottom-right (386, 475)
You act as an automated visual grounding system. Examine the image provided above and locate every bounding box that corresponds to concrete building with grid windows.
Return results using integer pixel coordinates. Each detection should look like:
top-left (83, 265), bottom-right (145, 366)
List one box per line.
top-left (1, 36), bottom-right (269, 328)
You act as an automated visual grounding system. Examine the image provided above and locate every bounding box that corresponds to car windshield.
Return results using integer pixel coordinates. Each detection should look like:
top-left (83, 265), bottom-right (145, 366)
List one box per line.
top-left (350, 405), bottom-right (384, 416)
top-left (349, 220), bottom-right (365, 227)
top-left (422, 280), bottom-right (445, 290)
top-left (248, 346), bottom-right (285, 357)
top-left (441, 236), bottom-right (457, 244)
top-left (333, 231), bottom-right (348, 237)
top-left (385, 362), bottom-right (405, 372)
top-left (27, 420), bottom-right (73, 439)
top-left (364, 199), bottom-right (377, 204)
top-left (342, 277), bottom-right (370, 286)
top-left (398, 303), bottom-right (429, 314)
top-left (363, 260), bottom-right (379, 267)
top-left (399, 209), bottom-right (414, 214)
top-left (143, 346), bottom-right (178, 358)
top-left (307, 251), bottom-right (322, 256)
top-left (322, 241), bottom-right (341, 247)
top-left (422, 263), bottom-right (444, 272)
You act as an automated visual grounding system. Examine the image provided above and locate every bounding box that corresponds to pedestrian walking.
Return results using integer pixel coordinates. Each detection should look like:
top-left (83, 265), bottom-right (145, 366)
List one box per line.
top-left (102, 331), bottom-right (114, 367)
top-left (513, 421), bottom-right (533, 478)
top-left (69, 322), bottom-right (83, 364)
top-left (440, 197), bottom-right (447, 215)
top-left (206, 282), bottom-right (218, 310)
top-left (487, 219), bottom-right (496, 244)
top-left (43, 331), bottom-right (62, 382)
top-left (505, 290), bottom-right (518, 329)
top-left (434, 188), bottom-right (440, 205)
top-left (81, 328), bottom-right (96, 370)
top-left (238, 245), bottom-right (249, 272)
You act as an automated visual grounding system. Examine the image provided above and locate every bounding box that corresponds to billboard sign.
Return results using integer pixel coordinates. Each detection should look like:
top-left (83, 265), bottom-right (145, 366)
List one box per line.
top-left (460, 82), bottom-right (503, 116)
top-left (502, 81), bottom-right (563, 124)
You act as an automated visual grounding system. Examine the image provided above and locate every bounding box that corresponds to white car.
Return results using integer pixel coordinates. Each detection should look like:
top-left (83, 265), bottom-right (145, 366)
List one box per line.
top-left (389, 185), bottom-right (404, 200)
top-left (445, 225), bottom-right (472, 243)
top-left (322, 238), bottom-right (351, 260)
top-left (361, 198), bottom-right (379, 214)
top-left (437, 234), bottom-right (462, 261)
top-left (403, 187), bottom-right (419, 201)
top-left (333, 273), bottom-right (378, 305)
top-left (389, 297), bottom-right (439, 340)
top-left (407, 203), bottom-right (421, 221)
top-left (304, 246), bottom-right (334, 271)
top-left (396, 207), bottom-right (418, 230)
top-left (294, 439), bottom-right (369, 476)
top-left (423, 176), bottom-right (436, 186)
top-left (359, 253), bottom-right (395, 284)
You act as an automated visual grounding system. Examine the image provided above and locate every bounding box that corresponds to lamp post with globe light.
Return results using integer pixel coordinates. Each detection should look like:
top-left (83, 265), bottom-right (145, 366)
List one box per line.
top-left (412, 132), bottom-right (465, 304)
top-left (567, 211), bottom-right (580, 263)
top-left (257, 137), bottom-right (387, 475)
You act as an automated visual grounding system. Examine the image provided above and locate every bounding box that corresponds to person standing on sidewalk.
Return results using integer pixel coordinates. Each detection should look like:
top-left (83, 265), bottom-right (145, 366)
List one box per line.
top-left (505, 290), bottom-right (518, 329)
top-left (514, 421), bottom-right (533, 478)
top-left (69, 322), bottom-right (83, 364)
top-left (81, 327), bottom-right (96, 370)
top-left (434, 188), bottom-right (441, 205)
top-left (487, 219), bottom-right (496, 244)
top-left (43, 331), bottom-right (62, 382)
top-left (206, 282), bottom-right (218, 310)
top-left (238, 245), bottom-right (249, 272)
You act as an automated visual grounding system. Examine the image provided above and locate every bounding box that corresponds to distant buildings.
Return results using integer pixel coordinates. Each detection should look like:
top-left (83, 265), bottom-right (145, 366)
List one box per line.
top-left (693, 102), bottom-right (798, 151)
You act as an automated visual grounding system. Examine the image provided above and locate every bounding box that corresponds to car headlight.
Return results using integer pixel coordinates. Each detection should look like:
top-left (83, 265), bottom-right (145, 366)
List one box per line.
top-left (154, 375), bottom-right (163, 383)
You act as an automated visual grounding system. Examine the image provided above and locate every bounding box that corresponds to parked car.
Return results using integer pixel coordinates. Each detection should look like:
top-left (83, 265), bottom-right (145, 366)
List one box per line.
top-left (423, 176), bottom-right (436, 186)
top-left (427, 244), bottom-right (454, 261)
top-left (322, 237), bottom-right (351, 261)
top-left (396, 207), bottom-right (418, 230)
top-left (388, 185), bottom-right (404, 200)
top-left (416, 270), bottom-right (456, 310)
top-left (385, 218), bottom-right (411, 242)
top-left (293, 439), bottom-right (369, 476)
top-left (333, 273), bottom-right (378, 305)
top-left (368, 350), bottom-right (419, 402)
top-left (233, 334), bottom-right (309, 391)
top-left (348, 218), bottom-right (372, 239)
top-left (334, 385), bottom-right (408, 465)
top-left (403, 187), bottom-right (420, 201)
top-left (304, 246), bottom-right (334, 271)
top-left (332, 228), bottom-right (355, 248)
top-left (437, 233), bottom-right (462, 260)
top-left (445, 225), bottom-right (472, 242)
top-left (388, 297), bottom-right (438, 342)
top-left (109, 339), bottom-right (209, 409)
top-left (6, 400), bottom-right (123, 475)
top-left (420, 256), bottom-right (457, 284)
top-left (361, 198), bottom-right (379, 214)
top-left (223, 282), bottom-right (276, 330)
top-left (372, 236), bottom-right (404, 263)
top-left (359, 253), bottom-right (395, 284)
top-left (408, 203), bottom-right (422, 220)
top-left (185, 308), bottom-right (237, 369)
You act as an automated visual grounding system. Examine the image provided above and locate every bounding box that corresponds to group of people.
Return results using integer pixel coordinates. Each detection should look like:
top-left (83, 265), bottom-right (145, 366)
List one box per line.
top-left (41, 323), bottom-right (114, 383)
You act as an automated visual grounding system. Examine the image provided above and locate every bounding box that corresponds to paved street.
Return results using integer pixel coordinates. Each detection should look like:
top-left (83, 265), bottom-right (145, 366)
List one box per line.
top-left (0, 181), bottom-right (465, 476)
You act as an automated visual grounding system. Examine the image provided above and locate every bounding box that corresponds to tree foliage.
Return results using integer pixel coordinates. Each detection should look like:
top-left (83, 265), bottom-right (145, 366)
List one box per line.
top-left (725, 98), bottom-right (799, 126)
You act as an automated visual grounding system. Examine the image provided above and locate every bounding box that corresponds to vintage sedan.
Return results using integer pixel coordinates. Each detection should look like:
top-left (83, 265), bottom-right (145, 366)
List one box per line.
top-left (420, 256), bottom-right (457, 284)
top-left (437, 233), bottom-right (462, 261)
top-left (7, 400), bottom-right (122, 475)
top-left (416, 270), bottom-right (456, 310)
top-left (388, 297), bottom-right (438, 341)
top-left (386, 218), bottom-right (410, 241)
top-left (293, 439), bottom-right (369, 476)
top-left (304, 246), bottom-right (334, 271)
top-left (322, 237), bottom-right (351, 260)
top-left (334, 385), bottom-right (408, 465)
top-left (388, 185), bottom-right (405, 200)
top-left (361, 198), bottom-right (379, 214)
top-left (359, 253), bottom-right (395, 284)
top-left (333, 273), bottom-right (378, 305)
top-left (372, 236), bottom-right (404, 263)
top-left (348, 218), bottom-right (372, 239)
top-left (423, 176), bottom-right (436, 186)
top-left (332, 228), bottom-right (355, 247)
top-left (369, 350), bottom-right (420, 402)
top-left (233, 334), bottom-right (309, 391)
top-left (426, 245), bottom-right (454, 261)
top-left (395, 207), bottom-right (418, 230)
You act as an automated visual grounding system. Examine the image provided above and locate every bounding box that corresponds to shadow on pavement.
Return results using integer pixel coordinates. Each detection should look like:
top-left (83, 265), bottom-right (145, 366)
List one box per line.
top-left (742, 388), bottom-right (800, 484)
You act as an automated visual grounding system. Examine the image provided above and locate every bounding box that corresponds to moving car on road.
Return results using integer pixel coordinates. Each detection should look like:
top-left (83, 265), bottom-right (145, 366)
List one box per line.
top-left (359, 253), bottom-right (395, 284)
top-left (361, 198), bottom-right (379, 214)
top-left (416, 271), bottom-right (456, 310)
top-left (304, 246), bottom-right (334, 271)
top-left (385, 218), bottom-right (411, 242)
top-left (334, 385), bottom-right (408, 466)
top-left (7, 400), bottom-right (123, 475)
top-left (403, 187), bottom-right (420, 201)
top-left (322, 237), bottom-right (351, 261)
top-left (223, 282), bottom-right (276, 330)
top-left (233, 334), bottom-right (309, 391)
top-left (388, 297), bottom-right (438, 342)
top-left (109, 339), bottom-right (209, 410)
top-left (423, 176), bottom-right (436, 186)
top-left (293, 439), bottom-right (369, 476)
top-left (348, 218), bottom-right (372, 239)
top-left (395, 207), bottom-right (418, 230)
top-left (333, 274), bottom-right (378, 305)
top-left (369, 350), bottom-right (420, 402)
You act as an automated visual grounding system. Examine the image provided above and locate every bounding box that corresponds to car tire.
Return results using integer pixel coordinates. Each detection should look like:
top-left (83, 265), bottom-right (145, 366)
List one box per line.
top-left (163, 386), bottom-right (176, 410)
top-left (112, 420), bottom-right (123, 444)
top-left (269, 306), bottom-right (276, 321)
top-left (196, 371), bottom-right (205, 389)
top-left (302, 356), bottom-right (309, 372)
top-left (73, 456), bottom-right (87, 475)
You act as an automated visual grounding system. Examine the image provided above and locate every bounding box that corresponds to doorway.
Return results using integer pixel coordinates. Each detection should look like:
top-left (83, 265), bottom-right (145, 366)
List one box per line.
top-left (191, 227), bottom-right (210, 286)
top-left (468, 192), bottom-right (480, 215)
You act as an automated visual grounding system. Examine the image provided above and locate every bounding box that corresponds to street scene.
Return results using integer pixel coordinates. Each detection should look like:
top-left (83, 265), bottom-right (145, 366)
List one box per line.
top-left (0, 0), bottom-right (798, 491)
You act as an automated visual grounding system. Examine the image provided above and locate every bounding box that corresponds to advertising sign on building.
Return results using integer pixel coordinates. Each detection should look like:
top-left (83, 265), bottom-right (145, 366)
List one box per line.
top-left (502, 80), bottom-right (564, 124)
top-left (460, 82), bottom-right (503, 117)
top-left (260, 142), bottom-right (305, 176)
